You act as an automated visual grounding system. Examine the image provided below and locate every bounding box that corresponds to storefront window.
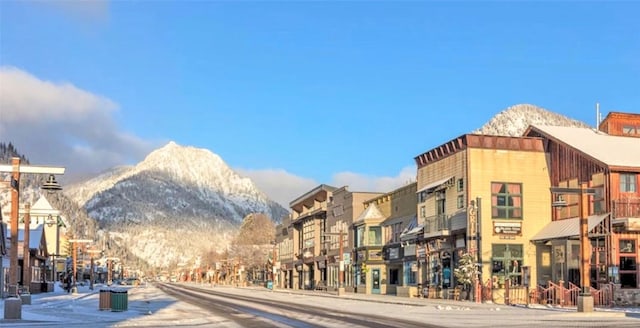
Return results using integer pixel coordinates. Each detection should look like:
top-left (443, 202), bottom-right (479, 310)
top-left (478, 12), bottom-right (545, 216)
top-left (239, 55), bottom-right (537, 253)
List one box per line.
top-left (619, 239), bottom-right (638, 288)
top-left (403, 262), bottom-right (417, 285)
top-left (491, 244), bottom-right (523, 287)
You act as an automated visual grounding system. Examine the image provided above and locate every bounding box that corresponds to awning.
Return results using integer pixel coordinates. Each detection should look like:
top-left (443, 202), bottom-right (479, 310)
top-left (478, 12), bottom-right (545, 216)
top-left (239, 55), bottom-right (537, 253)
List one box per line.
top-left (400, 224), bottom-right (424, 241)
top-left (416, 176), bottom-right (453, 194)
top-left (530, 213), bottom-right (609, 242)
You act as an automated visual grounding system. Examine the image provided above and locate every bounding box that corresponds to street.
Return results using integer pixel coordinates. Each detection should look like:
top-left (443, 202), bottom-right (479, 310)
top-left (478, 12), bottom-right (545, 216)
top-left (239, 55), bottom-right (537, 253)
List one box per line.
top-left (3, 283), bottom-right (639, 327)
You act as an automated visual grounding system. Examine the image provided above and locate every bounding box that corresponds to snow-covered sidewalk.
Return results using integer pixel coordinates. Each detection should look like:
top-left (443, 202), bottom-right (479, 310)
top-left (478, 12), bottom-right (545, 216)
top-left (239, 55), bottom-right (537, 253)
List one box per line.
top-left (1, 283), bottom-right (219, 327)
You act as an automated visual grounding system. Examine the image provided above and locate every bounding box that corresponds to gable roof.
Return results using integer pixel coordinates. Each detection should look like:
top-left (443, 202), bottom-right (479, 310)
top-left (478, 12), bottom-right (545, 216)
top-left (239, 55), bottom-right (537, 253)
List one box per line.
top-left (18, 224), bottom-right (45, 249)
top-left (527, 125), bottom-right (640, 168)
top-left (354, 203), bottom-right (385, 224)
top-left (30, 196), bottom-right (60, 217)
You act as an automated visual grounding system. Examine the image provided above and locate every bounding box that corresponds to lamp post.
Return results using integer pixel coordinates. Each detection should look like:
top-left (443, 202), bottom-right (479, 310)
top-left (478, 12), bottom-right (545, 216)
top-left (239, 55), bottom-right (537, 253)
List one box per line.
top-left (323, 230), bottom-right (345, 295)
top-left (22, 203), bottom-right (31, 294)
top-left (68, 239), bottom-right (92, 294)
top-left (551, 183), bottom-right (596, 313)
top-left (85, 249), bottom-right (102, 290)
top-left (105, 257), bottom-right (119, 285)
top-left (46, 214), bottom-right (64, 283)
top-left (0, 157), bottom-right (64, 319)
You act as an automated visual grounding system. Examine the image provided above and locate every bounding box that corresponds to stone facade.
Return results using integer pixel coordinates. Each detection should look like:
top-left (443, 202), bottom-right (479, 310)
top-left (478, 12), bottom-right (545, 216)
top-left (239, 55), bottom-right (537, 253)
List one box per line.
top-left (613, 286), bottom-right (640, 306)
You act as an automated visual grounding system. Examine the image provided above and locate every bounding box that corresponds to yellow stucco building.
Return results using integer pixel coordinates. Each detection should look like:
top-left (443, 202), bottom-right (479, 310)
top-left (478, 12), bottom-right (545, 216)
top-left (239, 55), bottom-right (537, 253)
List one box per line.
top-left (414, 134), bottom-right (551, 301)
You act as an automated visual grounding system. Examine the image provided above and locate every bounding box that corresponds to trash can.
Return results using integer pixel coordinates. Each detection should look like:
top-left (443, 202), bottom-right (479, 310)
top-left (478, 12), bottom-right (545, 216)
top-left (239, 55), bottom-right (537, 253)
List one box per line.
top-left (110, 289), bottom-right (128, 312)
top-left (266, 281), bottom-right (273, 290)
top-left (99, 289), bottom-right (111, 310)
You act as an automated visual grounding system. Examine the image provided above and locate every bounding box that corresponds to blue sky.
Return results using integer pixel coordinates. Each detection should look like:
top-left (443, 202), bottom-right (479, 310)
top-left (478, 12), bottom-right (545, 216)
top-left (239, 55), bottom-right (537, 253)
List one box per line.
top-left (1, 1), bottom-right (639, 207)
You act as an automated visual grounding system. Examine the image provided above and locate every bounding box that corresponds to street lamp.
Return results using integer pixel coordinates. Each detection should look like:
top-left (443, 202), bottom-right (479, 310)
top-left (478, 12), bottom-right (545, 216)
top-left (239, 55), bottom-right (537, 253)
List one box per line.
top-left (68, 239), bottom-right (92, 294)
top-left (323, 230), bottom-right (345, 295)
top-left (269, 241), bottom-right (278, 289)
top-left (46, 214), bottom-right (65, 283)
top-left (551, 183), bottom-right (596, 313)
top-left (105, 257), bottom-right (120, 285)
top-left (0, 157), bottom-right (64, 320)
top-left (85, 249), bottom-right (102, 290)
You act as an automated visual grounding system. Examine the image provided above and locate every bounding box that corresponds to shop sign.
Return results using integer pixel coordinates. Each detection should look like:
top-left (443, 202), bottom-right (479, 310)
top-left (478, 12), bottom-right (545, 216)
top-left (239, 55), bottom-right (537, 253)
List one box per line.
top-left (404, 244), bottom-right (416, 257)
top-left (493, 222), bottom-right (522, 235)
top-left (368, 250), bottom-right (383, 261)
top-left (389, 247), bottom-right (399, 260)
top-left (343, 253), bottom-right (351, 264)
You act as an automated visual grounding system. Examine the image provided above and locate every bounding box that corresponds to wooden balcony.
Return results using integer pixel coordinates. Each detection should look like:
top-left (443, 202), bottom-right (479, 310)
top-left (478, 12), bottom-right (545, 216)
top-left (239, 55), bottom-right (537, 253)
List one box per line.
top-left (423, 214), bottom-right (450, 239)
top-left (612, 198), bottom-right (640, 232)
top-left (613, 198), bottom-right (640, 218)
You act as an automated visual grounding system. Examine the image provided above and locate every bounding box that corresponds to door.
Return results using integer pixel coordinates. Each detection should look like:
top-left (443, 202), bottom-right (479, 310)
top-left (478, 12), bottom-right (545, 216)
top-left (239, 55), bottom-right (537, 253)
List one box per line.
top-left (372, 268), bottom-right (380, 294)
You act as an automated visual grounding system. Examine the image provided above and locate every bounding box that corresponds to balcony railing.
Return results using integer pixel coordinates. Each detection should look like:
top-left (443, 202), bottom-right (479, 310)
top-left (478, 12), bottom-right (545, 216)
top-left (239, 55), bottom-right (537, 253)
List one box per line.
top-left (423, 214), bottom-right (450, 238)
top-left (292, 204), bottom-right (328, 221)
top-left (613, 198), bottom-right (640, 218)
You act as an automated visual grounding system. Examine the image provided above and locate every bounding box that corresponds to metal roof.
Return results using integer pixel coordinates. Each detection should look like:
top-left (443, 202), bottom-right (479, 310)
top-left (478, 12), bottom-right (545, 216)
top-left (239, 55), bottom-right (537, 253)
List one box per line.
top-left (530, 125), bottom-right (640, 168)
top-left (416, 176), bottom-right (454, 194)
top-left (530, 213), bottom-right (609, 241)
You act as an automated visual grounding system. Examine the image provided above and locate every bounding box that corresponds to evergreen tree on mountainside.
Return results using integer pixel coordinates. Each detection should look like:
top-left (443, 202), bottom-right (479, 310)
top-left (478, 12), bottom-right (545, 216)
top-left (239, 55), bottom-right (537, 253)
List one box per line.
top-left (0, 142), bottom-right (29, 163)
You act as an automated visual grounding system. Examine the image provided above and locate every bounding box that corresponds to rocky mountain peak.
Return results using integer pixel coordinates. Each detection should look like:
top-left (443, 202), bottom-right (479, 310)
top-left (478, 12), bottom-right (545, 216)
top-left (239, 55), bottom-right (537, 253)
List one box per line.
top-left (474, 104), bottom-right (591, 137)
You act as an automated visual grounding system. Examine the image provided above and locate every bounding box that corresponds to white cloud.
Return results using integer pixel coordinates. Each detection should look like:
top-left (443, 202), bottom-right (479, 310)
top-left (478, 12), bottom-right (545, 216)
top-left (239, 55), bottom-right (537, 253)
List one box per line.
top-left (331, 165), bottom-right (416, 193)
top-left (0, 67), bottom-right (416, 207)
top-left (236, 168), bottom-right (318, 209)
top-left (0, 66), bottom-right (158, 182)
top-left (238, 165), bottom-right (416, 209)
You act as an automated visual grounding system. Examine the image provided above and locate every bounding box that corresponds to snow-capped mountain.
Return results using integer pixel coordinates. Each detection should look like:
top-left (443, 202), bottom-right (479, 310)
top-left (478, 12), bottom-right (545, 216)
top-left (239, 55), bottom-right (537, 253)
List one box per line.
top-left (474, 104), bottom-right (591, 136)
top-left (64, 141), bottom-right (288, 268)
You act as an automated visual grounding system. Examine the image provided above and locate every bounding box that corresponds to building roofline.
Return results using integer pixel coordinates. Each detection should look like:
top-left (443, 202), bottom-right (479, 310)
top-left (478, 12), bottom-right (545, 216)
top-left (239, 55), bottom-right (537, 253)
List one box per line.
top-left (289, 184), bottom-right (338, 208)
top-left (414, 134), bottom-right (544, 168)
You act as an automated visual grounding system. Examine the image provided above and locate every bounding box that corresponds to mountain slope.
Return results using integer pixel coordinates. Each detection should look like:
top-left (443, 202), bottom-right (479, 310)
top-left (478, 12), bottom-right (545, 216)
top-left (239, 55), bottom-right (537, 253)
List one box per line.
top-left (65, 141), bottom-right (288, 268)
top-left (473, 104), bottom-right (591, 136)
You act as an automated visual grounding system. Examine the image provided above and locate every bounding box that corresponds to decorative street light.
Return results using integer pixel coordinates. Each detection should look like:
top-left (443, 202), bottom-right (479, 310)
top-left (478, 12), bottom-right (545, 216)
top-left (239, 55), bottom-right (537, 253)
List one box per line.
top-left (46, 214), bottom-right (65, 283)
top-left (85, 249), bottom-right (102, 290)
top-left (551, 183), bottom-right (596, 313)
top-left (68, 239), bottom-right (92, 294)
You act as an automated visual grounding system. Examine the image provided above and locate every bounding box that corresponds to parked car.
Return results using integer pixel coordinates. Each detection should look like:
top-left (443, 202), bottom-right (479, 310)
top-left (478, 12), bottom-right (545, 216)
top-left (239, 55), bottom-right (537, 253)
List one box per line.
top-left (121, 278), bottom-right (140, 286)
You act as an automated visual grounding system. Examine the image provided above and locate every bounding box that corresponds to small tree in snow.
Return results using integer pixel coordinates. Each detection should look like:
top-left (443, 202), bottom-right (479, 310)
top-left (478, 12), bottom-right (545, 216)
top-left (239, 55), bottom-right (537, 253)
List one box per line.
top-left (453, 252), bottom-right (479, 299)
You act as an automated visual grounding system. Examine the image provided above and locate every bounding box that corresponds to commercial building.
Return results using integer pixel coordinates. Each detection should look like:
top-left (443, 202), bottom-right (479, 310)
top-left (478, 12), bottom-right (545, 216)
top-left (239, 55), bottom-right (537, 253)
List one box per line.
top-left (414, 134), bottom-right (551, 301)
top-left (525, 112), bottom-right (640, 305)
